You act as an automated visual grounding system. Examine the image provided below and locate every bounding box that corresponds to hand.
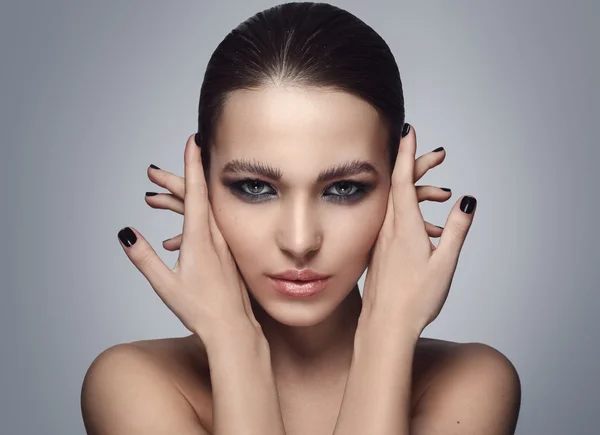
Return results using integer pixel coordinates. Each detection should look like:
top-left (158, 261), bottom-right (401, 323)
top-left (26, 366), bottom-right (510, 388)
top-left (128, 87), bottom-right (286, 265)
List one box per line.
top-left (360, 124), bottom-right (476, 336)
top-left (117, 134), bottom-right (261, 342)
top-left (144, 144), bottom-right (453, 251)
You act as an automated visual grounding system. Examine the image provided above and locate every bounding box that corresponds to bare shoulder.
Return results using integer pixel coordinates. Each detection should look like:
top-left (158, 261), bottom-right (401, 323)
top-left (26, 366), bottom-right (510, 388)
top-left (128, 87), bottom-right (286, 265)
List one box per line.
top-left (411, 337), bottom-right (461, 411)
top-left (81, 336), bottom-right (211, 434)
top-left (411, 340), bottom-right (522, 434)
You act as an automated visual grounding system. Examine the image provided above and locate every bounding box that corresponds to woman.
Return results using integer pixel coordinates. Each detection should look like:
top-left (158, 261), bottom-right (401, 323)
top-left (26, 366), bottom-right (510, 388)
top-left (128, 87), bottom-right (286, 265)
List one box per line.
top-left (81, 2), bottom-right (521, 434)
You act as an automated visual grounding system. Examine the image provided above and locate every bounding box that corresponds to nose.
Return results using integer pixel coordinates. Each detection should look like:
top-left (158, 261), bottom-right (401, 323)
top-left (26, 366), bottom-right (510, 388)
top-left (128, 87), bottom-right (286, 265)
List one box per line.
top-left (275, 197), bottom-right (323, 261)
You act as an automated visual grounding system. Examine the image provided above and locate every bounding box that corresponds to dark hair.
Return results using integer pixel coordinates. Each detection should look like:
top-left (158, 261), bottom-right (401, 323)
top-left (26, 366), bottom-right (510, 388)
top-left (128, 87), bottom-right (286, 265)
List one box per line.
top-left (197, 2), bottom-right (405, 182)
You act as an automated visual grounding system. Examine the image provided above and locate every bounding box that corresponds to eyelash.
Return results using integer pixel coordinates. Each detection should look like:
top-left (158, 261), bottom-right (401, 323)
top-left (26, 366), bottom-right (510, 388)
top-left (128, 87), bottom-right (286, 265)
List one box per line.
top-left (225, 178), bottom-right (373, 204)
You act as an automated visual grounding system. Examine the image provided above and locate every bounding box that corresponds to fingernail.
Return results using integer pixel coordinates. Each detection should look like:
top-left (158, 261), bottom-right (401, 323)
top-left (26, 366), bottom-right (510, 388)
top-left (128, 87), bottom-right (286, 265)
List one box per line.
top-left (436, 225), bottom-right (444, 229)
top-left (432, 147), bottom-right (444, 152)
top-left (460, 196), bottom-right (477, 214)
top-left (194, 133), bottom-right (201, 147)
top-left (441, 187), bottom-right (451, 192)
top-left (146, 192), bottom-right (158, 196)
top-left (401, 123), bottom-right (411, 137)
top-left (149, 164), bottom-right (160, 170)
top-left (118, 227), bottom-right (137, 247)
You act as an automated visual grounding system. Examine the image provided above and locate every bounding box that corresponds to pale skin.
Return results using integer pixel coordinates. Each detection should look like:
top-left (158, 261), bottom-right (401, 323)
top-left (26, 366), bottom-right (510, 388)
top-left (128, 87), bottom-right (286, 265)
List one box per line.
top-left (80, 86), bottom-right (521, 434)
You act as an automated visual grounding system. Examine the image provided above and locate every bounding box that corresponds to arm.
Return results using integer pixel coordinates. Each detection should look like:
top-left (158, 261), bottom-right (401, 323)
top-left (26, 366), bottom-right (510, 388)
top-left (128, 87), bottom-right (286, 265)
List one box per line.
top-left (111, 136), bottom-right (287, 434)
top-left (201, 321), bottom-right (287, 435)
top-left (332, 315), bottom-right (420, 435)
top-left (331, 123), bottom-right (522, 434)
top-left (81, 326), bottom-right (288, 435)
top-left (332, 315), bottom-right (522, 435)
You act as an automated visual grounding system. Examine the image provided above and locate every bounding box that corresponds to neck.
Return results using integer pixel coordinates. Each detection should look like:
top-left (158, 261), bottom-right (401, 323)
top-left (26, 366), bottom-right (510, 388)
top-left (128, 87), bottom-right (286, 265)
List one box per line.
top-left (250, 283), bottom-right (363, 379)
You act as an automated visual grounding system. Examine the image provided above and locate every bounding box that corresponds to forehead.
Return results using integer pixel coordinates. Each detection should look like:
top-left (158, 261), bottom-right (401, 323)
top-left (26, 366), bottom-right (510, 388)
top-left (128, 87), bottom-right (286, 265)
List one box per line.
top-left (212, 85), bottom-right (388, 166)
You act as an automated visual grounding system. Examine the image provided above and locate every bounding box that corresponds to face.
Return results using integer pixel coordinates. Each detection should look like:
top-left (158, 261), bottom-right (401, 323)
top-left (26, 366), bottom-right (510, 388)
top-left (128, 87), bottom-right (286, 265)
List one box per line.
top-left (206, 85), bottom-right (391, 327)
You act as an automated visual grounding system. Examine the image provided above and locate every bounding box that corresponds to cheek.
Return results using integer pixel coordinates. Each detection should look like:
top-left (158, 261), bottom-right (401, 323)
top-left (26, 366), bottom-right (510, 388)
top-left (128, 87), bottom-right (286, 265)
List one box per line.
top-left (330, 186), bottom-right (389, 247)
top-left (328, 206), bottom-right (385, 259)
top-left (211, 201), bottom-right (265, 264)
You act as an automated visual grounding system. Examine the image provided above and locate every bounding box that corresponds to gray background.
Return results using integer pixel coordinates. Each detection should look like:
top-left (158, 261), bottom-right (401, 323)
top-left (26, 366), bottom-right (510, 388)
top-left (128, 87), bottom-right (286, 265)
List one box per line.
top-left (1, 1), bottom-right (597, 434)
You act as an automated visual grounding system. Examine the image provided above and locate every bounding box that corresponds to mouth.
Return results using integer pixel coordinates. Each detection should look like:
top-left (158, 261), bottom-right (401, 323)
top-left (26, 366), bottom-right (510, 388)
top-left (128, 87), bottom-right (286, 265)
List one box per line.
top-left (268, 277), bottom-right (330, 298)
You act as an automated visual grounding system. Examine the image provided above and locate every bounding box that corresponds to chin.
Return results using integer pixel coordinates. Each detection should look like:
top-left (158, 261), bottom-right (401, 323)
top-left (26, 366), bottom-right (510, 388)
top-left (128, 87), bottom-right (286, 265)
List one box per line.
top-left (257, 300), bottom-right (334, 327)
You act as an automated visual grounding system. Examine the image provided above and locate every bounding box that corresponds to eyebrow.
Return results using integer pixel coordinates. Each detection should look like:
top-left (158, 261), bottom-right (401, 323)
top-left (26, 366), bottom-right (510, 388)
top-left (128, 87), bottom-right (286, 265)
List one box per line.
top-left (221, 158), bottom-right (380, 182)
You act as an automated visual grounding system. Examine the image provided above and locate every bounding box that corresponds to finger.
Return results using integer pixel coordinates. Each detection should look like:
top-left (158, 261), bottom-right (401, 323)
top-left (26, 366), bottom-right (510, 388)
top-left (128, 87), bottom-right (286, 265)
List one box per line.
top-left (205, 204), bottom-right (246, 306)
top-left (379, 186), bottom-right (395, 239)
top-left (414, 147), bottom-right (446, 183)
top-left (381, 183), bottom-right (449, 241)
top-left (434, 195), bottom-right (477, 267)
top-left (424, 221), bottom-right (443, 238)
top-left (162, 225), bottom-right (230, 259)
top-left (180, 134), bottom-right (211, 263)
top-left (393, 123), bottom-right (416, 186)
top-left (148, 165), bottom-right (185, 199)
top-left (145, 193), bottom-right (185, 215)
top-left (416, 185), bottom-right (452, 203)
top-left (117, 226), bottom-right (175, 295)
top-left (391, 124), bottom-right (426, 231)
top-left (207, 200), bottom-right (231, 260)
top-left (162, 234), bottom-right (182, 251)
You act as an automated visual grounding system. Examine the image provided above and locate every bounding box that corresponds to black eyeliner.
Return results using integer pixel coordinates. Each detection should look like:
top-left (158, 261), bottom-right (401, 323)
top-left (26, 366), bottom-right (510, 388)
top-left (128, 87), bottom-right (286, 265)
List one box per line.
top-left (223, 178), bottom-right (373, 204)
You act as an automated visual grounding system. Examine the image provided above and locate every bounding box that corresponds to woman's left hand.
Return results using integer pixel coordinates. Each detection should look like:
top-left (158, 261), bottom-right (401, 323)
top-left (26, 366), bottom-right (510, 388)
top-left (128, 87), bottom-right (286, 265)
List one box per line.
top-left (360, 124), bottom-right (477, 336)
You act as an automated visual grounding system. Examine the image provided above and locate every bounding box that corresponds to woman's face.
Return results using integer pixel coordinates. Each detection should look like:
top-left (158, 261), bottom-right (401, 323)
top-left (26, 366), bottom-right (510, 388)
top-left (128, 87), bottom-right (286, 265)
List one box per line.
top-left (207, 85), bottom-right (391, 327)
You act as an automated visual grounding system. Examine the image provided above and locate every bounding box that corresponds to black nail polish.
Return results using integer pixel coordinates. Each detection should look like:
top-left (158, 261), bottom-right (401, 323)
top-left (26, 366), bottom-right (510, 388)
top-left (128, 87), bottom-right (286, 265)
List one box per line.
top-left (118, 227), bottom-right (137, 247)
top-left (149, 164), bottom-right (160, 170)
top-left (401, 123), bottom-right (411, 137)
top-left (194, 133), bottom-right (201, 147)
top-left (146, 192), bottom-right (158, 196)
top-left (433, 147), bottom-right (444, 152)
top-left (460, 196), bottom-right (477, 214)
top-left (441, 187), bottom-right (451, 192)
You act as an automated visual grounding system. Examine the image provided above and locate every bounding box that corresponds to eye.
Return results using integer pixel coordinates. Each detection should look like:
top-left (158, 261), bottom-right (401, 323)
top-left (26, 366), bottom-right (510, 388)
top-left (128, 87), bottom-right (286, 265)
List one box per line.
top-left (225, 178), bottom-right (373, 204)
top-left (324, 180), bottom-right (372, 203)
top-left (238, 179), bottom-right (274, 196)
top-left (326, 181), bottom-right (360, 197)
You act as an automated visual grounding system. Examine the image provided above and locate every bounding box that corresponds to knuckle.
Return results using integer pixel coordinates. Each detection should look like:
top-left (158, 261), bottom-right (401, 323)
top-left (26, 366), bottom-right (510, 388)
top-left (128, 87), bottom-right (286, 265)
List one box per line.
top-left (135, 248), bottom-right (155, 268)
top-left (448, 221), bottom-right (468, 239)
top-left (190, 172), bottom-right (208, 194)
top-left (394, 182), bottom-right (417, 205)
top-left (175, 176), bottom-right (185, 195)
top-left (391, 173), bottom-right (409, 189)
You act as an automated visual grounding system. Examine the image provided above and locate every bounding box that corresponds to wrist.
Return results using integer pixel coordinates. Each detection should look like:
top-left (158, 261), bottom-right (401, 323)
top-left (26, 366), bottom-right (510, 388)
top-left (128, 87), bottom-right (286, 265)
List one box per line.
top-left (197, 317), bottom-right (268, 357)
top-left (355, 308), bottom-right (422, 352)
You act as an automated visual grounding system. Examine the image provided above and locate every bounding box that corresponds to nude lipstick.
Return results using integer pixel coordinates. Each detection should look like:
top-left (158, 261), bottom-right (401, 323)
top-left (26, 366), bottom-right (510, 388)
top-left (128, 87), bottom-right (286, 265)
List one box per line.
top-left (268, 269), bottom-right (331, 298)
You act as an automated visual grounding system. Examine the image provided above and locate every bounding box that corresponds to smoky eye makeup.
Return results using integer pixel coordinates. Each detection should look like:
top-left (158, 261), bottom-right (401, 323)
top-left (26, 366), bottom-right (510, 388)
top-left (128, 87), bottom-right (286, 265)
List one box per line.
top-left (221, 177), bottom-right (376, 204)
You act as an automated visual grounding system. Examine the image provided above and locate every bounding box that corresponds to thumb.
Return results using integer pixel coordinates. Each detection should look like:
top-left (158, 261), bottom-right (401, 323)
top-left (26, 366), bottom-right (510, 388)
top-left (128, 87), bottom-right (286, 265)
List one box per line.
top-left (434, 195), bottom-right (477, 266)
top-left (118, 226), bottom-right (175, 295)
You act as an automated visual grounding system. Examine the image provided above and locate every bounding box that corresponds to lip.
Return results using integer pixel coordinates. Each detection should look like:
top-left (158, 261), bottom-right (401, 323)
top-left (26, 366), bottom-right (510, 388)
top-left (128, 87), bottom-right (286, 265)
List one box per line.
top-left (269, 276), bottom-right (330, 298)
top-left (269, 269), bottom-right (330, 281)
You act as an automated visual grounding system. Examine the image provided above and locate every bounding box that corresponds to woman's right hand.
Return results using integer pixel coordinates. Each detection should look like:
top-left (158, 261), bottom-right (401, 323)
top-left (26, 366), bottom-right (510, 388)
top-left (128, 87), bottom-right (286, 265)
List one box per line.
top-left (118, 134), bottom-right (261, 343)
top-left (146, 147), bottom-right (453, 251)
